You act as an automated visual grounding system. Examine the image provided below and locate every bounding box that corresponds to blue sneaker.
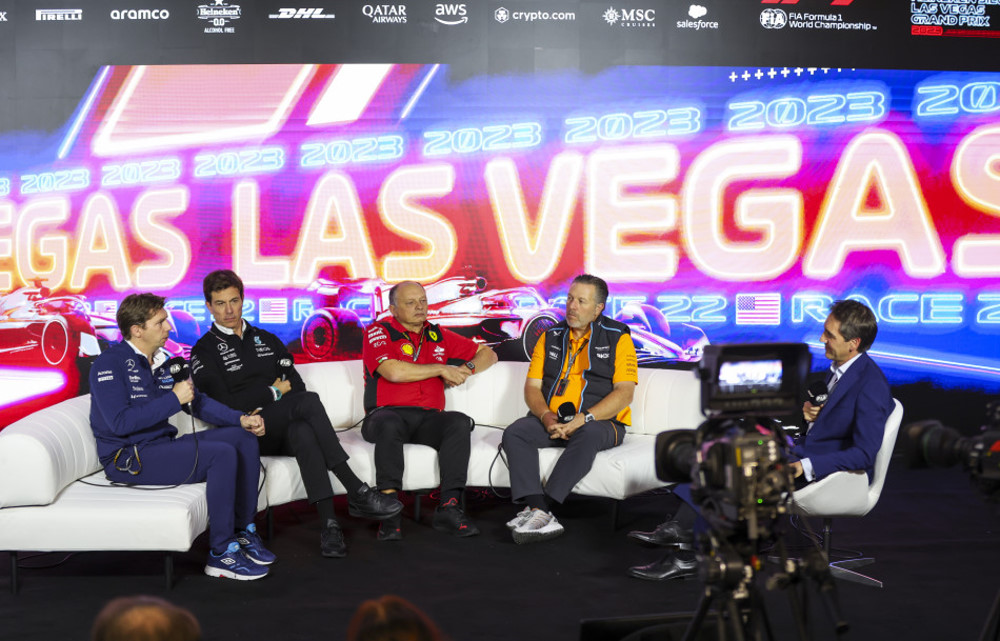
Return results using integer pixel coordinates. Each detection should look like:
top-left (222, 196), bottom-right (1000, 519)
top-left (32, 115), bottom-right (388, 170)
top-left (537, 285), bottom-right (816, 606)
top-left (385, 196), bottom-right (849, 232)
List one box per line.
top-left (236, 523), bottom-right (277, 565)
top-left (204, 541), bottom-right (269, 581)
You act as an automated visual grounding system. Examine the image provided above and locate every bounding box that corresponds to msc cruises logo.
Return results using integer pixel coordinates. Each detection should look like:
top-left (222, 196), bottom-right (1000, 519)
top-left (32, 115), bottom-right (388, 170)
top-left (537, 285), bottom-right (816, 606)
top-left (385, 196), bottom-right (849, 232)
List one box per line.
top-left (36, 8), bottom-right (82, 21)
top-left (603, 6), bottom-right (656, 27)
top-left (435, 3), bottom-right (467, 25)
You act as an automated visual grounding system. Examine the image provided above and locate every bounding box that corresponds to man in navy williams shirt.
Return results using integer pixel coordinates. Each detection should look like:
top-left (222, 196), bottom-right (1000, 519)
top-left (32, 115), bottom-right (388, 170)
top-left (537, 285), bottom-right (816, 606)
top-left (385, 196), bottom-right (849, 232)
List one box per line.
top-left (89, 293), bottom-right (274, 581)
top-left (627, 299), bottom-right (894, 580)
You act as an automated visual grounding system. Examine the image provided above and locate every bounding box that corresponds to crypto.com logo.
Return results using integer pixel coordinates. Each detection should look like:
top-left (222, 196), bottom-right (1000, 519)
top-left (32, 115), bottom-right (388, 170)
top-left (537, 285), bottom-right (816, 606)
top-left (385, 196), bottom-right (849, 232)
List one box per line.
top-left (761, 0), bottom-right (855, 4)
top-left (495, 6), bottom-right (509, 22)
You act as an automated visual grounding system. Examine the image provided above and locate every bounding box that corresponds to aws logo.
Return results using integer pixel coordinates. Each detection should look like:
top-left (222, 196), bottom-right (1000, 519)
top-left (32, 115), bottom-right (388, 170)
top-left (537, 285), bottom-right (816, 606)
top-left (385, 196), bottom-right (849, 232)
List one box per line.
top-left (435, 3), bottom-right (467, 25)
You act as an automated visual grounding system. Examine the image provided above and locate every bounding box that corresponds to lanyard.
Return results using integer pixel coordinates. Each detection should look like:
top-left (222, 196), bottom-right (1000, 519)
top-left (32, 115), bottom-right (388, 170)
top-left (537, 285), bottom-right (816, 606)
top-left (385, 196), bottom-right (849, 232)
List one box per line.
top-left (409, 329), bottom-right (426, 362)
top-left (553, 338), bottom-right (589, 397)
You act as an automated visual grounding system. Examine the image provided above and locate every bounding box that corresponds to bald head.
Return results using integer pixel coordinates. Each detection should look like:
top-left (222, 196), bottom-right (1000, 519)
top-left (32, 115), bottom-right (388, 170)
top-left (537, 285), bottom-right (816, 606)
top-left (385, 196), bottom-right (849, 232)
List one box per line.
top-left (388, 281), bottom-right (428, 333)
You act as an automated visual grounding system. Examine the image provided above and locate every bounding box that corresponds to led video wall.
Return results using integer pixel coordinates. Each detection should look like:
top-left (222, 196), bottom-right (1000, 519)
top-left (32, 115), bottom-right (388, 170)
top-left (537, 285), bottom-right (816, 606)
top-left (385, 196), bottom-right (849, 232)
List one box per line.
top-left (2, 60), bottom-right (999, 425)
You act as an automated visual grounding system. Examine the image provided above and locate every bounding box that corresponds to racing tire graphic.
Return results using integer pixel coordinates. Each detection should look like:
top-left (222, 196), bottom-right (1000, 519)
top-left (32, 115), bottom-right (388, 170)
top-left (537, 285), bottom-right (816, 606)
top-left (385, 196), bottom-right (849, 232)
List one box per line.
top-left (41, 317), bottom-right (73, 367)
top-left (301, 308), bottom-right (364, 360)
top-left (521, 311), bottom-right (561, 360)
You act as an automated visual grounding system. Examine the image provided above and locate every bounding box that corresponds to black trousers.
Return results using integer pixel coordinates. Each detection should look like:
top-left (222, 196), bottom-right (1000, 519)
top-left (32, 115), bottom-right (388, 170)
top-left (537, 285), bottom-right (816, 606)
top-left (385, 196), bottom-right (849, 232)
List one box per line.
top-left (361, 407), bottom-right (473, 492)
top-left (502, 415), bottom-right (621, 504)
top-left (259, 391), bottom-right (349, 503)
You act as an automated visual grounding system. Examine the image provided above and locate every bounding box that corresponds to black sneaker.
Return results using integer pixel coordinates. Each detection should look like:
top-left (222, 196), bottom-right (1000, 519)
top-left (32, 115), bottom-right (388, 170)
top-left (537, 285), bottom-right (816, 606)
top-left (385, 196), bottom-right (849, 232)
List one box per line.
top-left (377, 514), bottom-right (403, 542)
top-left (348, 484), bottom-right (404, 520)
top-left (320, 519), bottom-right (347, 558)
top-left (432, 498), bottom-right (479, 537)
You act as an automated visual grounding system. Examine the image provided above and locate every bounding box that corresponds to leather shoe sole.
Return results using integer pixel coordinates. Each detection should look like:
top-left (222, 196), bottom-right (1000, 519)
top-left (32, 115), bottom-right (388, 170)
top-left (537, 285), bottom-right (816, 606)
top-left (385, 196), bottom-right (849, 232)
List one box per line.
top-left (626, 522), bottom-right (694, 547)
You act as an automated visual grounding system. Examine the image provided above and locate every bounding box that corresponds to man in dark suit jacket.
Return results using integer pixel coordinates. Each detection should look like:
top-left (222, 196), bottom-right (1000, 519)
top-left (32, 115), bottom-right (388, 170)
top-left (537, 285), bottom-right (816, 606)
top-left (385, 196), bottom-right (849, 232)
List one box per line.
top-left (790, 299), bottom-right (894, 484)
top-left (627, 300), bottom-right (894, 580)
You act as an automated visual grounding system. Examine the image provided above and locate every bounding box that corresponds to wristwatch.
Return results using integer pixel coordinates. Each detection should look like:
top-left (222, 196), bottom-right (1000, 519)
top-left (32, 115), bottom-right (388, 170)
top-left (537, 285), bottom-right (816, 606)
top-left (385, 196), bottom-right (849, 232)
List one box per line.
top-left (584, 411), bottom-right (595, 423)
top-left (464, 360), bottom-right (476, 372)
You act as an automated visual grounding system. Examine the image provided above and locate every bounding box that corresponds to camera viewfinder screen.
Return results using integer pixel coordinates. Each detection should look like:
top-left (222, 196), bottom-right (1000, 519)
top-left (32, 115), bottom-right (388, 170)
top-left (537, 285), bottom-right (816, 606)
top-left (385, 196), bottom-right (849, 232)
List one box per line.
top-left (718, 360), bottom-right (783, 395)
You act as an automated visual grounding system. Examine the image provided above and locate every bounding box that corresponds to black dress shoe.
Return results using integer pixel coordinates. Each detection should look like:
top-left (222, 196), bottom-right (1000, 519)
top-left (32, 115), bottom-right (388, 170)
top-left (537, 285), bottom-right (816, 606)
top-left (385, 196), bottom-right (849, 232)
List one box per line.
top-left (320, 519), bottom-right (347, 557)
top-left (627, 553), bottom-right (698, 581)
top-left (377, 514), bottom-right (402, 542)
top-left (627, 520), bottom-right (694, 547)
top-left (348, 484), bottom-right (404, 520)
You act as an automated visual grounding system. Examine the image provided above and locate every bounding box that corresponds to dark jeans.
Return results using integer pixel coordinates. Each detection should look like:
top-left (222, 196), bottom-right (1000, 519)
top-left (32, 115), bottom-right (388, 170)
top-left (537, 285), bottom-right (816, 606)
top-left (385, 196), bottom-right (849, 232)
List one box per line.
top-left (259, 391), bottom-right (350, 504)
top-left (103, 427), bottom-right (259, 553)
top-left (502, 415), bottom-right (622, 504)
top-left (361, 407), bottom-right (473, 492)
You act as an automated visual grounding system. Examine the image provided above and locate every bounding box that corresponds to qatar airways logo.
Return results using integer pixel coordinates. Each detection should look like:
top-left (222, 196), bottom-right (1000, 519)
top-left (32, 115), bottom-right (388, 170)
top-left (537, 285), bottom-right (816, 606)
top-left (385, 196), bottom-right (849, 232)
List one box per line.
top-left (362, 4), bottom-right (407, 23)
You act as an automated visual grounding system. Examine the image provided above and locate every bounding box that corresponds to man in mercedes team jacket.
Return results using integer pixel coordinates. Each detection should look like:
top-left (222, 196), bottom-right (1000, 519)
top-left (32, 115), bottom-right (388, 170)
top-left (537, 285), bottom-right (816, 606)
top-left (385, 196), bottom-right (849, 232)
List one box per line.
top-left (191, 270), bottom-right (402, 558)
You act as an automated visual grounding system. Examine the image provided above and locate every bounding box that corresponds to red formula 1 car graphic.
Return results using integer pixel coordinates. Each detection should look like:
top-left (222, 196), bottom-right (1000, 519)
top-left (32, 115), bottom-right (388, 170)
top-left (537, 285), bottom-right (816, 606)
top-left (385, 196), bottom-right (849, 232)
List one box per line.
top-left (0, 281), bottom-right (102, 372)
top-left (299, 275), bottom-right (550, 361)
top-left (298, 275), bottom-right (709, 364)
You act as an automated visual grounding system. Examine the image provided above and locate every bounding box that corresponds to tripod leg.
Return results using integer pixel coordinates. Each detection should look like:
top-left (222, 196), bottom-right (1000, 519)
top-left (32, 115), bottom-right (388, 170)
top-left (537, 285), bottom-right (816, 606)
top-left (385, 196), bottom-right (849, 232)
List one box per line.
top-left (682, 590), bottom-right (716, 641)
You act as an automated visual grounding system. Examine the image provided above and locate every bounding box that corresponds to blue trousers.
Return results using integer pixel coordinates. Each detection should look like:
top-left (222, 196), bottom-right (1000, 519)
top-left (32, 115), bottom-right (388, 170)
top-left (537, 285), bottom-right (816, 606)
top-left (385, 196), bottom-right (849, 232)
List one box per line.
top-left (103, 426), bottom-right (260, 553)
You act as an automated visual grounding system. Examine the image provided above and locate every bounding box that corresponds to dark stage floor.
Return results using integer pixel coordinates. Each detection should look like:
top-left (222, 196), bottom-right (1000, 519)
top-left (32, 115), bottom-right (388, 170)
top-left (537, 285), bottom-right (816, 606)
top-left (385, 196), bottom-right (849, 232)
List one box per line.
top-left (3, 459), bottom-right (999, 641)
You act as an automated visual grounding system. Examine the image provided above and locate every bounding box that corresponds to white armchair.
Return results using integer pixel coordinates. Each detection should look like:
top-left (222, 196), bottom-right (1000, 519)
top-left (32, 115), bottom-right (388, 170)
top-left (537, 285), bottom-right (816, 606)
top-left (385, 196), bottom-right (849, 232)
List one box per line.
top-left (791, 398), bottom-right (904, 588)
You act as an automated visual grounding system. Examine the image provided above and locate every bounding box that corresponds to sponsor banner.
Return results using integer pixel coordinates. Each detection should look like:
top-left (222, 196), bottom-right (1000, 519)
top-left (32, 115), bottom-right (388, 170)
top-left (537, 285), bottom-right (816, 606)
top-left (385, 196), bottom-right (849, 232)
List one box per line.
top-left (911, 0), bottom-right (1000, 38)
top-left (435, 3), bottom-right (468, 25)
top-left (362, 3), bottom-right (407, 24)
top-left (198, 0), bottom-right (241, 33)
top-left (111, 9), bottom-right (170, 21)
top-left (494, 4), bottom-right (576, 23)
top-left (36, 8), bottom-right (82, 21)
top-left (268, 7), bottom-right (335, 20)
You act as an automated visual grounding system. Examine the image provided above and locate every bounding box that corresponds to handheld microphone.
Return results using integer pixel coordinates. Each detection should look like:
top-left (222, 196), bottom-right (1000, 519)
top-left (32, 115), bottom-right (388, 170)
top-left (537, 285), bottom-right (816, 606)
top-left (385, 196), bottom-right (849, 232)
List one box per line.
top-left (807, 380), bottom-right (829, 406)
top-left (167, 357), bottom-right (190, 383)
top-left (557, 402), bottom-right (577, 424)
top-left (277, 356), bottom-right (294, 381)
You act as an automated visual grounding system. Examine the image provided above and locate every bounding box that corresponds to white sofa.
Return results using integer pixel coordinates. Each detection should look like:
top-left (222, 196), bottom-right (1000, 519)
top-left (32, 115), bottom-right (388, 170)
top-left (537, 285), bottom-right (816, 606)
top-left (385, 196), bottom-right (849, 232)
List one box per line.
top-left (0, 360), bottom-right (703, 592)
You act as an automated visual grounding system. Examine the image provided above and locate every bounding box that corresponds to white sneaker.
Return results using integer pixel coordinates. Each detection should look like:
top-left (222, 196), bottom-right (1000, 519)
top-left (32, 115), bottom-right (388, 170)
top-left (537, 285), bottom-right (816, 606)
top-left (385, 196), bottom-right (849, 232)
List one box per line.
top-left (512, 509), bottom-right (564, 544)
top-left (506, 507), bottom-right (533, 530)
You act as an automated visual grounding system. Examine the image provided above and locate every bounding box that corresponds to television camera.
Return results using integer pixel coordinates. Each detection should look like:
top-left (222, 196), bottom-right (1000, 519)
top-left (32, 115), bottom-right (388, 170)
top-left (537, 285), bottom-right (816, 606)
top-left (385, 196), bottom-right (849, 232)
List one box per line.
top-left (904, 399), bottom-right (1000, 501)
top-left (653, 343), bottom-right (847, 640)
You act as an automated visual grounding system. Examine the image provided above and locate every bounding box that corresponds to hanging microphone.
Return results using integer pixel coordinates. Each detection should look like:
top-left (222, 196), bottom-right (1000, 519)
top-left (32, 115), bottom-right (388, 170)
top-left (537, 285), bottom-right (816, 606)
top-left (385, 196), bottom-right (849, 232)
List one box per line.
top-left (167, 357), bottom-right (190, 383)
top-left (277, 356), bottom-right (294, 381)
top-left (807, 380), bottom-right (829, 406)
top-left (557, 402), bottom-right (577, 424)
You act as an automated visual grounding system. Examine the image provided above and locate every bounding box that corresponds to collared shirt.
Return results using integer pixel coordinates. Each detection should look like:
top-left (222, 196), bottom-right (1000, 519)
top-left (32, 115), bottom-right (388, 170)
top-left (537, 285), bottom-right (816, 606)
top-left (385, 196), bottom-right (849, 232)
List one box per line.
top-left (213, 320), bottom-right (246, 336)
top-left (125, 340), bottom-right (169, 371)
top-left (362, 316), bottom-right (479, 410)
top-left (527, 327), bottom-right (638, 424)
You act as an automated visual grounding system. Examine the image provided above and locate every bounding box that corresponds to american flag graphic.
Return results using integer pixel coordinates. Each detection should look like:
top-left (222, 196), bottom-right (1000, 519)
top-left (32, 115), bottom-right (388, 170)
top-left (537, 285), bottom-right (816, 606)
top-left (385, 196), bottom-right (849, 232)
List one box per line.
top-left (258, 298), bottom-right (288, 324)
top-left (735, 293), bottom-right (781, 325)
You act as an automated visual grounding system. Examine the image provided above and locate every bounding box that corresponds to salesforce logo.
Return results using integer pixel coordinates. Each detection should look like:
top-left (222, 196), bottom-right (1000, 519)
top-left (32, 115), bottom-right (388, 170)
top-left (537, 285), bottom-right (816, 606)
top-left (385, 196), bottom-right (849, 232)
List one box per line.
top-left (111, 8), bottom-right (170, 20)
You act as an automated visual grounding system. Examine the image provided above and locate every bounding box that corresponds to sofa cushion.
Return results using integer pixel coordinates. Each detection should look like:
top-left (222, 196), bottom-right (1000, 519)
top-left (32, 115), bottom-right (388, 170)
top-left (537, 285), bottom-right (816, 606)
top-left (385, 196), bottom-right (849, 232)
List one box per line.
top-left (0, 471), bottom-right (209, 551)
top-left (0, 395), bottom-right (97, 508)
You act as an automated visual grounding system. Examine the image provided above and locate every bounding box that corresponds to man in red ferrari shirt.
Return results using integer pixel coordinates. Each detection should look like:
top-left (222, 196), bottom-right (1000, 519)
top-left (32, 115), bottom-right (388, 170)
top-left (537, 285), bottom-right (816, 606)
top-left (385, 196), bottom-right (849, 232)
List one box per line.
top-left (362, 281), bottom-right (498, 540)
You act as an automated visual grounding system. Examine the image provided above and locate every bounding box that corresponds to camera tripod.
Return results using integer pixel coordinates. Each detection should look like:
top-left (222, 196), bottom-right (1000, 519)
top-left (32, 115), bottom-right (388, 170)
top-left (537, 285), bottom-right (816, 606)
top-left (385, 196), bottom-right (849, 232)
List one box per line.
top-left (680, 538), bottom-right (849, 641)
